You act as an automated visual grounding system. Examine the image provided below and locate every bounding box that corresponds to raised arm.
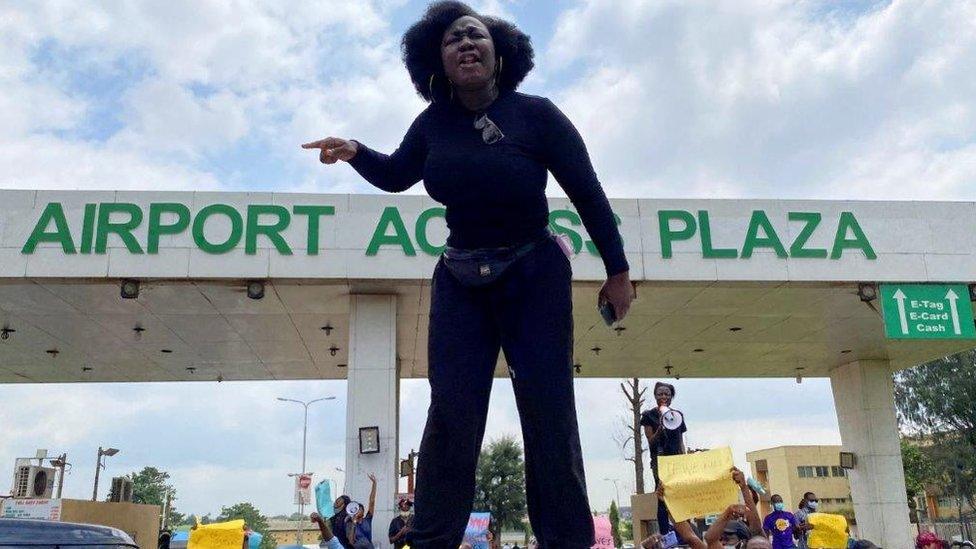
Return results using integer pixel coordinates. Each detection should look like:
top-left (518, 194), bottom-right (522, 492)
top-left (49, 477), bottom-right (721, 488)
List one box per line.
top-left (731, 468), bottom-right (762, 535)
top-left (537, 98), bottom-right (628, 277)
top-left (367, 473), bottom-right (377, 517)
top-left (704, 504), bottom-right (748, 549)
top-left (302, 111), bottom-right (427, 193)
top-left (310, 512), bottom-right (334, 542)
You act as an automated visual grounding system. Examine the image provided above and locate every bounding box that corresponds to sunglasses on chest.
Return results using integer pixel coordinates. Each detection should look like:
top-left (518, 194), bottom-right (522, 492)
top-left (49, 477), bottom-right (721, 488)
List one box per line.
top-left (474, 113), bottom-right (504, 144)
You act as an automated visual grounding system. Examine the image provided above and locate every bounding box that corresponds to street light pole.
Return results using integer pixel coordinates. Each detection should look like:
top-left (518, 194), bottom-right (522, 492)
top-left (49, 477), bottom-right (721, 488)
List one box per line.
top-left (92, 447), bottom-right (119, 502)
top-left (603, 477), bottom-right (621, 508)
top-left (92, 447), bottom-right (101, 502)
top-left (278, 396), bottom-right (335, 546)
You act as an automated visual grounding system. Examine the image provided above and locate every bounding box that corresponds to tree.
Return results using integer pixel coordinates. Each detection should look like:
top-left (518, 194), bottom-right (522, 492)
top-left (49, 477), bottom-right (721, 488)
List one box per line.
top-left (895, 351), bottom-right (976, 508)
top-left (620, 518), bottom-right (633, 543)
top-left (901, 440), bottom-right (937, 501)
top-left (474, 436), bottom-right (527, 538)
top-left (128, 467), bottom-right (183, 528)
top-left (609, 500), bottom-right (622, 548)
top-left (217, 502), bottom-right (275, 549)
top-left (615, 378), bottom-right (647, 495)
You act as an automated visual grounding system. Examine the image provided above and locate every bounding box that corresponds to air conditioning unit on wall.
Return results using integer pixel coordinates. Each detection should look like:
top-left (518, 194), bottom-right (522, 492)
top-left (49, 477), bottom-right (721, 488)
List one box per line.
top-left (12, 465), bottom-right (56, 499)
top-left (109, 476), bottom-right (134, 502)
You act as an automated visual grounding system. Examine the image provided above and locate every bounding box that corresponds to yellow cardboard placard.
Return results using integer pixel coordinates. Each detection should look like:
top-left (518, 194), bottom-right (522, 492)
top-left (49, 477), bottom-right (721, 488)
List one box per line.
top-left (658, 447), bottom-right (739, 522)
top-left (188, 519), bottom-right (246, 549)
top-left (807, 513), bottom-right (848, 549)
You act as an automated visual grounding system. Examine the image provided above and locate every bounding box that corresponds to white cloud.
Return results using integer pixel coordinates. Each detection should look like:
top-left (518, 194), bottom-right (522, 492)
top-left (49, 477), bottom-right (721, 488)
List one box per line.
top-left (547, 0), bottom-right (976, 200)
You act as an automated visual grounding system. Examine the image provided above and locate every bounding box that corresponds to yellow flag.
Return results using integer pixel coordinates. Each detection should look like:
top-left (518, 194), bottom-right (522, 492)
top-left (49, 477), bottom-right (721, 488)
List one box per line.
top-left (658, 447), bottom-right (739, 522)
top-left (188, 519), bottom-right (246, 549)
top-left (807, 513), bottom-right (848, 549)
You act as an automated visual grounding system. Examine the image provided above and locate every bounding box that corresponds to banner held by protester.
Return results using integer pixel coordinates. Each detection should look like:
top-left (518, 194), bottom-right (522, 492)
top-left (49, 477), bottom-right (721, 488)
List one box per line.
top-left (658, 447), bottom-right (739, 522)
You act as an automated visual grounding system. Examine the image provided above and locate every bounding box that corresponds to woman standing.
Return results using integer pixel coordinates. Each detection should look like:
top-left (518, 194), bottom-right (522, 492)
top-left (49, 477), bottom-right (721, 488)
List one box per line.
top-left (642, 382), bottom-right (687, 535)
top-left (303, 2), bottom-right (634, 547)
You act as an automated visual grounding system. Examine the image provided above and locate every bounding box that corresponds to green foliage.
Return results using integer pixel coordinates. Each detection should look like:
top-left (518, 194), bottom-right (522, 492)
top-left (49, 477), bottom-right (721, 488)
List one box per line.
top-left (217, 502), bottom-right (275, 549)
top-left (901, 440), bottom-right (937, 499)
top-left (609, 500), bottom-right (622, 547)
top-left (895, 351), bottom-right (976, 508)
top-left (474, 436), bottom-right (527, 535)
top-left (129, 466), bottom-right (183, 528)
top-left (620, 518), bottom-right (633, 542)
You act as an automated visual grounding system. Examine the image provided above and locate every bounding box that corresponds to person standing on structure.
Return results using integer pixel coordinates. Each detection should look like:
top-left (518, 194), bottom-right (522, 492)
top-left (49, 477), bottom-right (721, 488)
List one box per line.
top-left (641, 382), bottom-right (687, 536)
top-left (302, 2), bottom-right (634, 547)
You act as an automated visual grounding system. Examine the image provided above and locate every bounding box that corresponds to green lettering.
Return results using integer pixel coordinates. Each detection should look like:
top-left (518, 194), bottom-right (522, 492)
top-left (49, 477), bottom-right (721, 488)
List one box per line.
top-left (788, 212), bottom-right (828, 258)
top-left (548, 210), bottom-right (583, 254)
top-left (21, 202), bottom-right (76, 254)
top-left (95, 202), bottom-right (143, 254)
top-left (245, 205), bottom-right (292, 255)
top-left (584, 213), bottom-right (623, 256)
top-left (147, 203), bottom-right (191, 254)
top-left (366, 206), bottom-right (416, 256)
top-left (80, 203), bottom-right (96, 254)
top-left (416, 207), bottom-right (447, 256)
top-left (293, 205), bottom-right (335, 255)
top-left (698, 210), bottom-right (737, 259)
top-left (658, 210), bottom-right (696, 259)
top-left (741, 210), bottom-right (787, 258)
top-left (831, 211), bottom-right (876, 259)
top-left (192, 204), bottom-right (243, 254)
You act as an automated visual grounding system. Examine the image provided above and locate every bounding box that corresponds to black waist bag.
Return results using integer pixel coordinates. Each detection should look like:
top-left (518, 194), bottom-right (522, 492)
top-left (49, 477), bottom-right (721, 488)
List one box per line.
top-left (442, 235), bottom-right (549, 288)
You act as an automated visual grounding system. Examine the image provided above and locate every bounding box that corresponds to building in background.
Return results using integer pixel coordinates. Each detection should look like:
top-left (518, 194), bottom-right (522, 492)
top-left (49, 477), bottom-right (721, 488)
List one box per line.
top-left (747, 446), bottom-right (853, 519)
top-left (266, 519), bottom-right (319, 547)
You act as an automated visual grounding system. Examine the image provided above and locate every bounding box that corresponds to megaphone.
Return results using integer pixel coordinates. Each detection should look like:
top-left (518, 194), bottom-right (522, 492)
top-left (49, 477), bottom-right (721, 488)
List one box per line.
top-left (659, 405), bottom-right (684, 430)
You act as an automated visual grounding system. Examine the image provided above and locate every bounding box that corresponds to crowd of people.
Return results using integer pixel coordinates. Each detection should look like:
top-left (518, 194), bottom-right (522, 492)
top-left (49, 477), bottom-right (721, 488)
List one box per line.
top-left (304, 375), bottom-right (956, 549)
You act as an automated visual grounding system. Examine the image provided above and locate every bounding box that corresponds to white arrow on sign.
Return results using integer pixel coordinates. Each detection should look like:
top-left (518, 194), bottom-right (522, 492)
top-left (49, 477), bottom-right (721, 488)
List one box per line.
top-left (893, 289), bottom-right (909, 334)
top-left (946, 289), bottom-right (961, 335)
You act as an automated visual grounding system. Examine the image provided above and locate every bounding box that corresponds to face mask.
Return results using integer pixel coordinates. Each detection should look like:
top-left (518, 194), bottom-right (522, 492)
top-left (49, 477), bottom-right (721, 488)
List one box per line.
top-left (773, 502), bottom-right (785, 511)
top-left (400, 510), bottom-right (411, 517)
top-left (807, 501), bottom-right (819, 511)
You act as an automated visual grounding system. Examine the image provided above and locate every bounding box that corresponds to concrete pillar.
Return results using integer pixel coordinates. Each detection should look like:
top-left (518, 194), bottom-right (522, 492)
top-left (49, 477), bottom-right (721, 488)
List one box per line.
top-left (345, 294), bottom-right (399, 549)
top-left (829, 360), bottom-right (912, 549)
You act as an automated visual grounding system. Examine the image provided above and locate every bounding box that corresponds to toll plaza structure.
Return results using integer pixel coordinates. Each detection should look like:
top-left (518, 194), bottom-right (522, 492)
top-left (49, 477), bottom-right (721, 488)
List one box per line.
top-left (2, 189), bottom-right (975, 549)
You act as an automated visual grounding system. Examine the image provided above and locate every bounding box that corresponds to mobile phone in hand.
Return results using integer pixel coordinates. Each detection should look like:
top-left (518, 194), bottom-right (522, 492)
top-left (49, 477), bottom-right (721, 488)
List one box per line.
top-left (599, 300), bottom-right (617, 326)
top-left (662, 531), bottom-right (679, 549)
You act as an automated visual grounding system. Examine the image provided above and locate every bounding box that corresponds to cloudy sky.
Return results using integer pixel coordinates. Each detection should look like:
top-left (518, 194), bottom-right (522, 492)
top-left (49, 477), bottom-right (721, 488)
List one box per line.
top-left (1, 0), bottom-right (974, 518)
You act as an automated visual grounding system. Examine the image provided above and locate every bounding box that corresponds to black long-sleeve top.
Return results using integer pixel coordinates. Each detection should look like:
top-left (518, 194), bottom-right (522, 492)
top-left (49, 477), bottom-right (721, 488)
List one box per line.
top-left (348, 90), bottom-right (629, 276)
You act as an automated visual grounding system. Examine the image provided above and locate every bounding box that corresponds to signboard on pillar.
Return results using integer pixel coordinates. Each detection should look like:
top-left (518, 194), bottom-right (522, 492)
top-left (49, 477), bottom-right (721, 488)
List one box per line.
top-left (880, 284), bottom-right (976, 339)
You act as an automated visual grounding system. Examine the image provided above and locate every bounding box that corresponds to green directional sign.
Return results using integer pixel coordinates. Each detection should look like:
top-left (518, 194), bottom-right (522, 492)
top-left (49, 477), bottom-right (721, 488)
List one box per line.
top-left (880, 284), bottom-right (976, 339)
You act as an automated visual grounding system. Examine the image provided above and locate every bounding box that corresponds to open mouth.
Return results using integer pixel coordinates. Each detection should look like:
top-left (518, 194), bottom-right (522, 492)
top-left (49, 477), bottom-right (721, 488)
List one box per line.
top-left (458, 53), bottom-right (481, 68)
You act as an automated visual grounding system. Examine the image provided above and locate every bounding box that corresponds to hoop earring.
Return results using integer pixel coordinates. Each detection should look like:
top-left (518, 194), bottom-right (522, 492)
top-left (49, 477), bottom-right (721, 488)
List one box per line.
top-left (429, 73), bottom-right (437, 103)
top-left (495, 56), bottom-right (503, 86)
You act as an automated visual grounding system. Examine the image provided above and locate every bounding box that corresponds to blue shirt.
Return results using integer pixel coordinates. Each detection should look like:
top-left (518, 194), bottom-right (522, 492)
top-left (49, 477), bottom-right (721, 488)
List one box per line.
top-left (346, 514), bottom-right (373, 545)
top-left (764, 510), bottom-right (798, 549)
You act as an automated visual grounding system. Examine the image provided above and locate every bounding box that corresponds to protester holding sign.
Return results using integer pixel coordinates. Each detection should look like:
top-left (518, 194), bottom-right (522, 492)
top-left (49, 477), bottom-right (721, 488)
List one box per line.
top-left (794, 493), bottom-right (818, 549)
top-left (330, 496), bottom-right (353, 549)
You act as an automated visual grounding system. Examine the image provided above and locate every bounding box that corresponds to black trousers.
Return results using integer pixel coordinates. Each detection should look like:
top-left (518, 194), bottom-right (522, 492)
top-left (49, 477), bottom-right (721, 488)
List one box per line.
top-left (652, 465), bottom-right (672, 535)
top-left (411, 238), bottom-right (594, 548)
